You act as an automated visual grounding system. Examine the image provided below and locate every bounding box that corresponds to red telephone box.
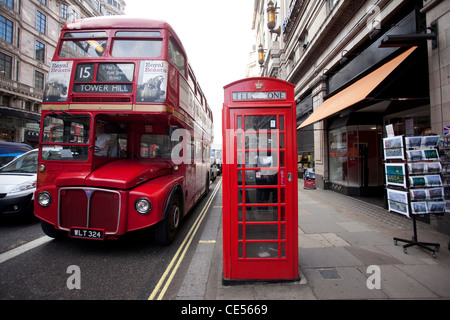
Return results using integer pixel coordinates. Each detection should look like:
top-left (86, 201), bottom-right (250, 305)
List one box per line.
top-left (222, 77), bottom-right (298, 282)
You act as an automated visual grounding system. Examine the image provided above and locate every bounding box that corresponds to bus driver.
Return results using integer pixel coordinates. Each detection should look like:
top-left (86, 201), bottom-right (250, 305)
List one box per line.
top-left (95, 122), bottom-right (113, 157)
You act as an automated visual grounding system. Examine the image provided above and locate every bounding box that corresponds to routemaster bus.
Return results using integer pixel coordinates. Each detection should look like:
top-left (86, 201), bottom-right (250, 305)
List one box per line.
top-left (34, 16), bottom-right (214, 244)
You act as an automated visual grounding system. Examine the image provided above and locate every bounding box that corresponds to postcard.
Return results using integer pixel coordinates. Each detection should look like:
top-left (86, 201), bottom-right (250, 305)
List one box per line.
top-left (428, 201), bottom-right (445, 213)
top-left (425, 175), bottom-right (442, 187)
top-left (410, 189), bottom-right (427, 201)
top-left (411, 201), bottom-right (428, 214)
top-left (385, 163), bottom-right (407, 188)
top-left (383, 136), bottom-right (404, 160)
top-left (387, 188), bottom-right (409, 217)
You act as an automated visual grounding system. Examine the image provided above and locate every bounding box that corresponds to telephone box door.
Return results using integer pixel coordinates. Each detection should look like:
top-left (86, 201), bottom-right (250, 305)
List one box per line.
top-left (223, 78), bottom-right (298, 282)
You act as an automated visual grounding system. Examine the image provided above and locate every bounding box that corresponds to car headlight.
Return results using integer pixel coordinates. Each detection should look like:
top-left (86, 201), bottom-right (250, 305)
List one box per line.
top-left (37, 191), bottom-right (52, 207)
top-left (135, 198), bottom-right (151, 215)
top-left (10, 180), bottom-right (36, 194)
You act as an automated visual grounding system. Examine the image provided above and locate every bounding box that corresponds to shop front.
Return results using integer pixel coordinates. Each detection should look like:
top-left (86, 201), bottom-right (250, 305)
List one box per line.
top-left (328, 114), bottom-right (384, 197)
top-left (0, 106), bottom-right (41, 147)
top-left (296, 93), bottom-right (314, 180)
top-left (300, 43), bottom-right (430, 202)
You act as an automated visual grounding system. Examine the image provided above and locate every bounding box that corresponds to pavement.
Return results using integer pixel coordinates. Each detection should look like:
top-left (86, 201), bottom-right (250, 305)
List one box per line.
top-left (176, 179), bottom-right (450, 300)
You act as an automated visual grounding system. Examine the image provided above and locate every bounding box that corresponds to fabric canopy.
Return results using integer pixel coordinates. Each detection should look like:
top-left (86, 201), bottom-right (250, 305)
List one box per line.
top-left (298, 46), bottom-right (417, 129)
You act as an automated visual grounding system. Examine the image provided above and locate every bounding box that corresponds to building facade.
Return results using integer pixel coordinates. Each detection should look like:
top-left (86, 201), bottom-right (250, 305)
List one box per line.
top-left (253, 0), bottom-right (449, 234)
top-left (0, 0), bottom-right (125, 146)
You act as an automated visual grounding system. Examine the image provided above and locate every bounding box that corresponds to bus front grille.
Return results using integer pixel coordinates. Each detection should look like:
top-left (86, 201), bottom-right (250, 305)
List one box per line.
top-left (59, 188), bottom-right (121, 234)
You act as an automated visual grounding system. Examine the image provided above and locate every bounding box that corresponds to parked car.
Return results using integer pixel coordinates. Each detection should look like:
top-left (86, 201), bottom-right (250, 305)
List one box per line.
top-left (0, 149), bottom-right (38, 218)
top-left (0, 142), bottom-right (33, 168)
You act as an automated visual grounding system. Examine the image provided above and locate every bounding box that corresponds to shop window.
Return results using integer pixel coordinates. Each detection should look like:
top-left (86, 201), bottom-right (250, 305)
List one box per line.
top-left (329, 127), bottom-right (347, 185)
top-left (329, 125), bottom-right (383, 188)
top-left (383, 105), bottom-right (431, 137)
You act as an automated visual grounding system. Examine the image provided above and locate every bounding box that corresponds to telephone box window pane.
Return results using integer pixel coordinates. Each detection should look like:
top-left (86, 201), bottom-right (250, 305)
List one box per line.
top-left (237, 151), bottom-right (243, 167)
top-left (238, 189), bottom-right (243, 204)
top-left (245, 242), bottom-right (278, 258)
top-left (280, 206), bottom-right (286, 221)
top-left (245, 116), bottom-right (277, 130)
top-left (245, 132), bottom-right (278, 149)
top-left (238, 243), bottom-right (243, 258)
top-left (245, 170), bottom-right (278, 186)
top-left (246, 224), bottom-right (278, 240)
top-left (244, 188), bottom-right (278, 204)
top-left (245, 151), bottom-right (258, 167)
top-left (244, 170), bottom-right (277, 186)
top-left (237, 133), bottom-right (242, 149)
top-left (237, 116), bottom-right (242, 130)
top-left (238, 171), bottom-right (243, 185)
top-left (245, 206), bottom-right (278, 222)
top-left (280, 224), bottom-right (286, 240)
top-left (280, 151), bottom-right (285, 167)
top-left (238, 207), bottom-right (243, 221)
top-left (280, 133), bottom-right (285, 149)
top-left (280, 243), bottom-right (286, 258)
top-left (280, 188), bottom-right (285, 203)
top-left (238, 225), bottom-right (243, 240)
top-left (245, 151), bottom-right (277, 168)
top-left (279, 115), bottom-right (284, 131)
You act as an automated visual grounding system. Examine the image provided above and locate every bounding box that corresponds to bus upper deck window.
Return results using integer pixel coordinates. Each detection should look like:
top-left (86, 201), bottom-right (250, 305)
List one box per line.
top-left (112, 40), bottom-right (162, 58)
top-left (115, 31), bottom-right (161, 38)
top-left (59, 32), bottom-right (107, 58)
top-left (113, 31), bottom-right (162, 58)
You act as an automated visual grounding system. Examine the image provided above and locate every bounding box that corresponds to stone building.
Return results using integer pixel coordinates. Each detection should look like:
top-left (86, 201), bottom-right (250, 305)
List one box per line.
top-left (0, 0), bottom-right (125, 146)
top-left (252, 0), bottom-right (449, 234)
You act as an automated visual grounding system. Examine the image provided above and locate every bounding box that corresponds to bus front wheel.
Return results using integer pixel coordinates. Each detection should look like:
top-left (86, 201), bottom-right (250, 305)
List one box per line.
top-left (154, 196), bottom-right (181, 245)
top-left (40, 220), bottom-right (66, 240)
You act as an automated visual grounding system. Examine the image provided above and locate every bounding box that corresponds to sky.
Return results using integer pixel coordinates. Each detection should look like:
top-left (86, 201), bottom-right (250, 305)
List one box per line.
top-left (124, 0), bottom-right (256, 145)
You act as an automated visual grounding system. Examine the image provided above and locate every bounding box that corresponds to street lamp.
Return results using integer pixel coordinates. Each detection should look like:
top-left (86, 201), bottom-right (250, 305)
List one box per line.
top-left (267, 1), bottom-right (281, 35)
top-left (258, 44), bottom-right (264, 66)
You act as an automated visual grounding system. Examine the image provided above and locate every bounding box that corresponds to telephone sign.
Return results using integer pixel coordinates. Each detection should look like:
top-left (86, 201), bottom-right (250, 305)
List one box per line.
top-left (232, 91), bottom-right (287, 101)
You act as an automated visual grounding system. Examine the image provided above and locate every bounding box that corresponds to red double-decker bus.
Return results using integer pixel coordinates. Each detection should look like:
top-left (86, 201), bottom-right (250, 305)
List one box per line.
top-left (35, 17), bottom-right (214, 244)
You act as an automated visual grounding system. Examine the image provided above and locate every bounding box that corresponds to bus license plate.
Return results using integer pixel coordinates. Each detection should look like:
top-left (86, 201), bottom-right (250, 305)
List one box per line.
top-left (70, 228), bottom-right (104, 240)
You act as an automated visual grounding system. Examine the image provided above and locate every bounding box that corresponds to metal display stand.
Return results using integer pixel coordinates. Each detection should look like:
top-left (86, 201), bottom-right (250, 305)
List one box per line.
top-left (384, 135), bottom-right (445, 259)
top-left (393, 214), bottom-right (440, 258)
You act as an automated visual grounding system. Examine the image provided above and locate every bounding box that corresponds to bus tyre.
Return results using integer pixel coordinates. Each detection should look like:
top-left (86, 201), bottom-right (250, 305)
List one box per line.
top-left (40, 220), bottom-right (66, 240)
top-left (155, 197), bottom-right (181, 245)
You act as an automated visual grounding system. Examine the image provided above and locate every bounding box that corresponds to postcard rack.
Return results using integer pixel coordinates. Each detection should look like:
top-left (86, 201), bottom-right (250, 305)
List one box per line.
top-left (383, 135), bottom-right (445, 258)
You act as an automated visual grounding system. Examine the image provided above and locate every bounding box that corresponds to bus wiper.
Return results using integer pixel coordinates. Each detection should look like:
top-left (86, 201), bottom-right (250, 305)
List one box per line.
top-left (50, 109), bottom-right (64, 119)
top-left (60, 110), bottom-right (85, 119)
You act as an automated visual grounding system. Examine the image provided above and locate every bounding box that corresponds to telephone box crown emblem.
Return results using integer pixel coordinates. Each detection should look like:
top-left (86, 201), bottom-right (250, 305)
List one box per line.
top-left (255, 81), bottom-right (263, 90)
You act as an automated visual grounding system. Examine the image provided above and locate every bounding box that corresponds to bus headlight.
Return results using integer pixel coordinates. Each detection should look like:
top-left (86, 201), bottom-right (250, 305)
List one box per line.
top-left (135, 198), bottom-right (151, 215)
top-left (37, 191), bottom-right (52, 207)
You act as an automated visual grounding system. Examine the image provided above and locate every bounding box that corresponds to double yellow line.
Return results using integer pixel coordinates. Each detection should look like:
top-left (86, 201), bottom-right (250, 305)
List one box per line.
top-left (148, 178), bottom-right (222, 300)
